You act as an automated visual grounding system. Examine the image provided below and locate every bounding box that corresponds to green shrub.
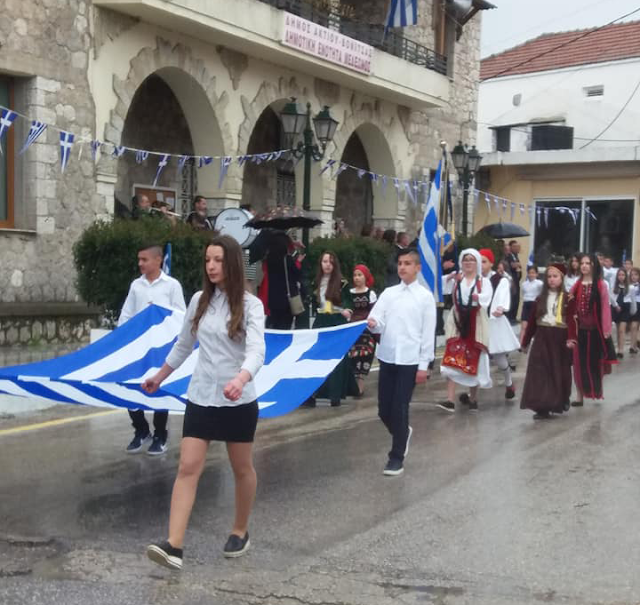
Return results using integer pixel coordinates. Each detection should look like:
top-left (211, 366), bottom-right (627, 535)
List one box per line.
top-left (73, 219), bottom-right (212, 325)
top-left (305, 236), bottom-right (392, 291)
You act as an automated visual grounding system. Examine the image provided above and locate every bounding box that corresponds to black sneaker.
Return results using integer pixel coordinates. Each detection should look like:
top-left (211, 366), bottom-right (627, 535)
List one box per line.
top-left (223, 532), bottom-right (250, 558)
top-left (459, 393), bottom-right (471, 405)
top-left (468, 400), bottom-right (479, 412)
top-left (147, 540), bottom-right (183, 570)
top-left (533, 411), bottom-right (551, 420)
top-left (126, 429), bottom-right (151, 454)
top-left (147, 432), bottom-right (168, 456)
top-left (571, 400), bottom-right (584, 407)
top-left (505, 385), bottom-right (516, 400)
top-left (383, 458), bottom-right (404, 476)
top-left (437, 400), bottom-right (455, 413)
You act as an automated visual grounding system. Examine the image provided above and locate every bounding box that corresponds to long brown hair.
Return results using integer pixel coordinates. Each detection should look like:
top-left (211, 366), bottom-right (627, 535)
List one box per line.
top-left (535, 265), bottom-right (565, 321)
top-left (192, 235), bottom-right (246, 340)
top-left (315, 251), bottom-right (343, 306)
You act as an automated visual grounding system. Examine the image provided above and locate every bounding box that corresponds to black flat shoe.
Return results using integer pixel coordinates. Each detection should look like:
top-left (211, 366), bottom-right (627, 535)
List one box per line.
top-left (533, 412), bottom-right (551, 420)
top-left (570, 400), bottom-right (584, 407)
top-left (617, 353), bottom-right (624, 359)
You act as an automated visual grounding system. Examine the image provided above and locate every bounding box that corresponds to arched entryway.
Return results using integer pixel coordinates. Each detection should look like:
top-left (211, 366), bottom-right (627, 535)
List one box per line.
top-left (241, 106), bottom-right (296, 213)
top-left (114, 66), bottom-right (226, 218)
top-left (335, 132), bottom-right (373, 235)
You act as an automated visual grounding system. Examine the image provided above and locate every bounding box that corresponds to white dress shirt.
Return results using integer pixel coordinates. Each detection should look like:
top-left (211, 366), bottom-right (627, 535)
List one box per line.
top-left (118, 271), bottom-right (186, 326)
top-left (368, 279), bottom-right (436, 371)
top-left (166, 289), bottom-right (266, 407)
top-left (521, 278), bottom-right (543, 302)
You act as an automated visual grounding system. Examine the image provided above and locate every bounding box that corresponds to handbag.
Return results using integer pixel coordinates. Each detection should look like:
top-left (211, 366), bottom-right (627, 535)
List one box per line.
top-left (284, 258), bottom-right (304, 316)
top-left (442, 337), bottom-right (482, 376)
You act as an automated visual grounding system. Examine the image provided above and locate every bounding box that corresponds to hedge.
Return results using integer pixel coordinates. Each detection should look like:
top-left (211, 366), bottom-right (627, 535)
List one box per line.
top-left (73, 218), bottom-right (211, 324)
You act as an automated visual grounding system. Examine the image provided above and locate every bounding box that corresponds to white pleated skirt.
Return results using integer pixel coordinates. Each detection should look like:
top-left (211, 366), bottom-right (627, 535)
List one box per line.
top-left (441, 351), bottom-right (492, 388)
top-left (488, 316), bottom-right (520, 354)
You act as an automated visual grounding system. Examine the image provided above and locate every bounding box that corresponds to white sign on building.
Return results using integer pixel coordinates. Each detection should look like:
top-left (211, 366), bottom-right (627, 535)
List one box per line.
top-left (281, 12), bottom-right (373, 75)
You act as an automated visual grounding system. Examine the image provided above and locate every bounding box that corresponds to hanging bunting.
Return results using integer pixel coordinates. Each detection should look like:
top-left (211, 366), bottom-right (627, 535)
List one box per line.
top-left (198, 156), bottom-right (213, 168)
top-left (510, 202), bottom-right (515, 221)
top-left (403, 180), bottom-right (416, 205)
top-left (473, 189), bottom-right (480, 207)
top-left (112, 145), bottom-right (126, 158)
top-left (412, 180), bottom-right (420, 202)
top-left (319, 159), bottom-right (336, 176)
top-left (356, 168), bottom-right (366, 179)
top-left (392, 178), bottom-right (402, 202)
top-left (218, 156), bottom-right (233, 189)
top-left (20, 120), bottom-right (47, 154)
top-left (334, 163), bottom-right (348, 178)
top-left (501, 199), bottom-right (507, 215)
top-left (135, 150), bottom-right (149, 164)
top-left (59, 131), bottom-right (75, 173)
top-left (493, 196), bottom-right (500, 212)
top-left (236, 155), bottom-right (249, 167)
top-left (485, 193), bottom-right (491, 212)
top-left (519, 203), bottom-right (525, 216)
top-left (0, 108), bottom-right (17, 153)
top-left (544, 207), bottom-right (550, 227)
top-left (152, 154), bottom-right (169, 187)
top-left (272, 150), bottom-right (284, 162)
top-left (177, 155), bottom-right (190, 172)
top-left (380, 175), bottom-right (388, 198)
top-left (90, 140), bottom-right (102, 161)
top-left (369, 173), bottom-right (378, 185)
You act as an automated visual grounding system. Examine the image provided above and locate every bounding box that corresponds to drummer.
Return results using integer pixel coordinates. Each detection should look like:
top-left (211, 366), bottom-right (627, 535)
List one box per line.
top-left (186, 195), bottom-right (214, 230)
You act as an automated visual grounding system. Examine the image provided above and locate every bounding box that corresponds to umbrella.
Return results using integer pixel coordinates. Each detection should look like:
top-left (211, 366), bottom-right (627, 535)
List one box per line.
top-left (478, 222), bottom-right (530, 238)
top-left (245, 205), bottom-right (323, 230)
top-left (248, 229), bottom-right (291, 264)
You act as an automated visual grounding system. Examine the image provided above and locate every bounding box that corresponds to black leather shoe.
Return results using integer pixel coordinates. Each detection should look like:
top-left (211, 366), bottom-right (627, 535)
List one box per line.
top-left (223, 532), bottom-right (250, 558)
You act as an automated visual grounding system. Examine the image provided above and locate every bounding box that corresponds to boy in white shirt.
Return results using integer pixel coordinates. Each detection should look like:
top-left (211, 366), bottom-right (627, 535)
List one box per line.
top-left (368, 248), bottom-right (436, 477)
top-left (118, 244), bottom-right (186, 455)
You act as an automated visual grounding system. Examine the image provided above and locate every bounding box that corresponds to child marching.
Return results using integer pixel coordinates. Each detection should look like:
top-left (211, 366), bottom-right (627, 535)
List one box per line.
top-left (439, 248), bottom-right (493, 412)
top-left (520, 262), bottom-right (572, 419)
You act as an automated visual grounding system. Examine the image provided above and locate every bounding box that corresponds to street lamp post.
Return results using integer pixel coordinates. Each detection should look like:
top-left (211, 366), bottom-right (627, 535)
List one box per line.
top-left (451, 141), bottom-right (482, 236)
top-left (280, 99), bottom-right (339, 248)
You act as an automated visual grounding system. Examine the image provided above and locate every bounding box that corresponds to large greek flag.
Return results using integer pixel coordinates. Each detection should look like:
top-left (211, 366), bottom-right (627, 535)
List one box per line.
top-left (417, 160), bottom-right (443, 303)
top-left (0, 305), bottom-right (366, 419)
top-left (385, 0), bottom-right (418, 28)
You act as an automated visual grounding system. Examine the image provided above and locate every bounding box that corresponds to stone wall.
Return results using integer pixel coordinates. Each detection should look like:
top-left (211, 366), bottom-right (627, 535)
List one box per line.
top-left (0, 0), bottom-right (101, 308)
top-left (0, 304), bottom-right (100, 346)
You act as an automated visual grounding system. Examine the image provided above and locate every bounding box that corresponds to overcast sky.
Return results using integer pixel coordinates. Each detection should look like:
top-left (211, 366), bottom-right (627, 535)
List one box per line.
top-left (480, 0), bottom-right (640, 58)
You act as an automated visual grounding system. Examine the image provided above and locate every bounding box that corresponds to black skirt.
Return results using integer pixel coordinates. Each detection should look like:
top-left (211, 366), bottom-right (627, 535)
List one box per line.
top-left (612, 302), bottom-right (631, 324)
top-left (182, 400), bottom-right (259, 443)
top-left (521, 301), bottom-right (535, 322)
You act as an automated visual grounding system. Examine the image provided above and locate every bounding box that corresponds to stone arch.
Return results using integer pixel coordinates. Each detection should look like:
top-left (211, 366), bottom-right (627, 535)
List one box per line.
top-left (100, 38), bottom-right (233, 208)
top-left (331, 107), bottom-right (403, 228)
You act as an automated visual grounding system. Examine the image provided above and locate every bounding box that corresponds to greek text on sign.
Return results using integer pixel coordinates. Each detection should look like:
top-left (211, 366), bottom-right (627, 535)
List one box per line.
top-left (281, 12), bottom-right (373, 75)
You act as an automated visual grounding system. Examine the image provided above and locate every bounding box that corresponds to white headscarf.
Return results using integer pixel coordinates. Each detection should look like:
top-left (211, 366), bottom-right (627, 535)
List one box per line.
top-left (458, 248), bottom-right (482, 278)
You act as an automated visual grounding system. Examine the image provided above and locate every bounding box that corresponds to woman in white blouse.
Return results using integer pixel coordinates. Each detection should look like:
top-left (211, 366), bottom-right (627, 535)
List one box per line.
top-left (142, 235), bottom-right (266, 569)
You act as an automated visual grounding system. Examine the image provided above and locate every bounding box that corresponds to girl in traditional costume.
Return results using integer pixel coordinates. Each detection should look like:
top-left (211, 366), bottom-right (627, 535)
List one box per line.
top-left (302, 251), bottom-right (357, 407)
top-left (520, 262), bottom-right (572, 419)
top-left (480, 249), bottom-right (520, 400)
top-left (568, 253), bottom-right (616, 406)
top-left (348, 264), bottom-right (377, 397)
top-left (439, 249), bottom-right (493, 412)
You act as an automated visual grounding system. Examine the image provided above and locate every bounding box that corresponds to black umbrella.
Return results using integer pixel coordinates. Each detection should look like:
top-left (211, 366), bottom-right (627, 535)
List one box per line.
top-left (478, 222), bottom-right (530, 238)
top-left (245, 205), bottom-right (323, 230)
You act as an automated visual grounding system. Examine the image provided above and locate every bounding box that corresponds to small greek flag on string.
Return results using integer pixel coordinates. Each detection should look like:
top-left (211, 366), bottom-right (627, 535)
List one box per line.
top-left (59, 131), bottom-right (75, 173)
top-left (112, 145), bottom-right (126, 158)
top-left (385, 0), bottom-right (417, 29)
top-left (0, 108), bottom-right (17, 153)
top-left (153, 154), bottom-right (169, 187)
top-left (162, 243), bottom-right (172, 276)
top-left (91, 140), bottom-right (102, 161)
top-left (135, 150), bottom-right (149, 164)
top-left (19, 120), bottom-right (47, 154)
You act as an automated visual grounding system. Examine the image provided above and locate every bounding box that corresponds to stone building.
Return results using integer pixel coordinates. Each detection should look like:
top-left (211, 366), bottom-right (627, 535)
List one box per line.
top-left (0, 0), bottom-right (488, 344)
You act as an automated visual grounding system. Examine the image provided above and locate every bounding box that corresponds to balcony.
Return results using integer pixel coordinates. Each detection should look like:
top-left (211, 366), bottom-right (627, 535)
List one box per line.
top-left (94, 0), bottom-right (450, 109)
top-left (257, 0), bottom-right (448, 75)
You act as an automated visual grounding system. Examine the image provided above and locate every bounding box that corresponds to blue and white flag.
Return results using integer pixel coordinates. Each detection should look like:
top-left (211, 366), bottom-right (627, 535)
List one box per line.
top-left (385, 0), bottom-right (417, 29)
top-left (162, 243), bottom-right (172, 276)
top-left (19, 120), bottom-right (47, 154)
top-left (0, 305), bottom-right (366, 419)
top-left (135, 150), bottom-right (149, 164)
top-left (219, 156), bottom-right (233, 189)
top-left (152, 154), bottom-right (169, 187)
top-left (417, 159), bottom-right (443, 302)
top-left (91, 140), bottom-right (102, 161)
top-left (199, 156), bottom-right (213, 168)
top-left (59, 131), bottom-right (75, 172)
top-left (112, 145), bottom-right (126, 158)
top-left (0, 108), bottom-right (17, 153)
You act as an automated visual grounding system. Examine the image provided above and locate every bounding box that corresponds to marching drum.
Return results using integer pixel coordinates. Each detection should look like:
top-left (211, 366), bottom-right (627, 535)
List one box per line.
top-left (214, 208), bottom-right (258, 248)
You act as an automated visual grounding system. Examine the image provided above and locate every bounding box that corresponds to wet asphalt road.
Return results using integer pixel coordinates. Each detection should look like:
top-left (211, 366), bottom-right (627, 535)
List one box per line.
top-left (2, 356), bottom-right (640, 605)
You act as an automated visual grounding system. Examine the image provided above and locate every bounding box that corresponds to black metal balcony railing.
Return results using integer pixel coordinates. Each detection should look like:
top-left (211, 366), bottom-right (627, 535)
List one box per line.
top-left (259, 0), bottom-right (448, 75)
